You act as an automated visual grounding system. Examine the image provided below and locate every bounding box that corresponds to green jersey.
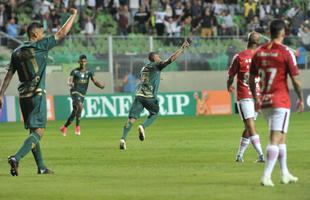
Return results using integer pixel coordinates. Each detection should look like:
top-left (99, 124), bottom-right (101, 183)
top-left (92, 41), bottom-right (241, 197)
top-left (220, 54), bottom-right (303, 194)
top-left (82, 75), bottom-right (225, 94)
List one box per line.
top-left (136, 61), bottom-right (168, 98)
top-left (70, 68), bottom-right (94, 96)
top-left (8, 36), bottom-right (57, 96)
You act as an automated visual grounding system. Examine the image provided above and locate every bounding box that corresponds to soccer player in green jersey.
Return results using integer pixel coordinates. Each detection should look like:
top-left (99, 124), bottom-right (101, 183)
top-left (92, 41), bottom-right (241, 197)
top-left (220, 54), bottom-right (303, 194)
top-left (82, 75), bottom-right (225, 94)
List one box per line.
top-left (119, 40), bottom-right (190, 150)
top-left (60, 54), bottom-right (105, 136)
top-left (0, 8), bottom-right (78, 176)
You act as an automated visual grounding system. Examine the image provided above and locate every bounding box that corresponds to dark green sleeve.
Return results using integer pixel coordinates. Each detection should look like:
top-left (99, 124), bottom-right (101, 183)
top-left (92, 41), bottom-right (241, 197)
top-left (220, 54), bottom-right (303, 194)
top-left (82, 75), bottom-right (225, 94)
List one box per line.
top-left (157, 61), bottom-right (171, 71)
top-left (7, 53), bottom-right (17, 73)
top-left (70, 70), bottom-right (75, 76)
top-left (89, 71), bottom-right (95, 78)
top-left (36, 35), bottom-right (58, 51)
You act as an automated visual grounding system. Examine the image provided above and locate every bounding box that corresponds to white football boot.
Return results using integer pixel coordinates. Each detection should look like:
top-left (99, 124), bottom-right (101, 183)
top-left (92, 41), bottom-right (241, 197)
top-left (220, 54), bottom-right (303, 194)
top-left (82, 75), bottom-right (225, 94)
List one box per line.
top-left (281, 173), bottom-right (298, 184)
top-left (261, 176), bottom-right (275, 187)
top-left (138, 125), bottom-right (145, 141)
top-left (120, 139), bottom-right (126, 150)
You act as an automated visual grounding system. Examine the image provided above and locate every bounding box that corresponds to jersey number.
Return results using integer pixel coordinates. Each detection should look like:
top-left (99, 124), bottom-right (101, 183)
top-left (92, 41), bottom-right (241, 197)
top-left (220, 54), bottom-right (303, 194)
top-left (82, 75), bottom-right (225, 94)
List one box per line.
top-left (18, 48), bottom-right (39, 80)
top-left (259, 68), bottom-right (277, 92)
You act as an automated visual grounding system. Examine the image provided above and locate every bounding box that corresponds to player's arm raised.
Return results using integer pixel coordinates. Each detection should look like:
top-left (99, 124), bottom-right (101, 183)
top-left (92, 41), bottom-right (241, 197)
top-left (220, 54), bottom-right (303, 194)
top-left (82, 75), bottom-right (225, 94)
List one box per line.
top-left (55, 8), bottom-right (78, 41)
top-left (159, 40), bottom-right (190, 70)
top-left (290, 75), bottom-right (304, 112)
top-left (91, 76), bottom-right (105, 89)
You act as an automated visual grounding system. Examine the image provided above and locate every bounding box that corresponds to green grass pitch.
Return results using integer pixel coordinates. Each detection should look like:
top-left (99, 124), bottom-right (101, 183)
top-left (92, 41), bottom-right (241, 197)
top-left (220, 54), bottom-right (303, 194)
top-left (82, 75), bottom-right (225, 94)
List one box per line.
top-left (0, 113), bottom-right (309, 200)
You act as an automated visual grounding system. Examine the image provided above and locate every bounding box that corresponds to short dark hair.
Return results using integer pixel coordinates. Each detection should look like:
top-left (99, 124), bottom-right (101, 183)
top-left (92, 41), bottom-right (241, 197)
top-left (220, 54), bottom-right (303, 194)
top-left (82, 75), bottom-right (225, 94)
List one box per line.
top-left (270, 19), bottom-right (286, 39)
top-left (79, 54), bottom-right (87, 60)
top-left (148, 52), bottom-right (157, 62)
top-left (27, 22), bottom-right (43, 38)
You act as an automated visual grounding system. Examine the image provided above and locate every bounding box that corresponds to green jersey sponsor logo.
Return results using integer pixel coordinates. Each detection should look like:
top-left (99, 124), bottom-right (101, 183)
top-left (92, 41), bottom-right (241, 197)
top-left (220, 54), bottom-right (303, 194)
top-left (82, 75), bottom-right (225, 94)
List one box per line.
top-left (70, 69), bottom-right (94, 96)
top-left (136, 62), bottom-right (161, 98)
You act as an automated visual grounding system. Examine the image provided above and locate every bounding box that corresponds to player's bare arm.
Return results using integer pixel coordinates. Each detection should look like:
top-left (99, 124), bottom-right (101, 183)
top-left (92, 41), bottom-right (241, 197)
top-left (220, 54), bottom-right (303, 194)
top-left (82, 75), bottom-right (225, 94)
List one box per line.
top-left (55, 8), bottom-right (78, 41)
top-left (160, 40), bottom-right (190, 68)
top-left (249, 74), bottom-right (257, 99)
top-left (249, 74), bottom-right (261, 111)
top-left (91, 76), bottom-right (105, 89)
top-left (67, 76), bottom-right (74, 88)
top-left (0, 70), bottom-right (15, 109)
top-left (291, 75), bottom-right (304, 112)
top-left (226, 76), bottom-right (235, 92)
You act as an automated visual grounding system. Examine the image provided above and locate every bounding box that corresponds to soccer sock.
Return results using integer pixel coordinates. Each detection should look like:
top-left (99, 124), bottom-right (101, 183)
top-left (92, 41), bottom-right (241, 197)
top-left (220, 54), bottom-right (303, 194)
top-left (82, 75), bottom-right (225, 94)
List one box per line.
top-left (142, 114), bottom-right (157, 128)
top-left (76, 110), bottom-right (82, 127)
top-left (31, 142), bottom-right (46, 170)
top-left (250, 134), bottom-right (263, 156)
top-left (121, 121), bottom-right (133, 140)
top-left (278, 144), bottom-right (289, 175)
top-left (15, 132), bottom-right (41, 162)
top-left (64, 110), bottom-right (76, 127)
top-left (237, 137), bottom-right (250, 157)
top-left (76, 118), bottom-right (81, 126)
top-left (263, 145), bottom-right (279, 178)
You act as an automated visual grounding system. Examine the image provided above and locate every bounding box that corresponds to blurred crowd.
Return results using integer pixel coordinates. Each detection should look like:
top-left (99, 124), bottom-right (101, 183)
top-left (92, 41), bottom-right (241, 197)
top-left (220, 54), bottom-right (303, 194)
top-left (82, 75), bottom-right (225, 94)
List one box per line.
top-left (0, 0), bottom-right (309, 49)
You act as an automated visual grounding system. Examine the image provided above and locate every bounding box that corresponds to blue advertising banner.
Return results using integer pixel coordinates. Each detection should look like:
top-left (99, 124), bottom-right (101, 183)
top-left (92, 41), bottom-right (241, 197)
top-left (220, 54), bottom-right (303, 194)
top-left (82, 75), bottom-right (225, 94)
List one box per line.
top-left (0, 96), bottom-right (7, 122)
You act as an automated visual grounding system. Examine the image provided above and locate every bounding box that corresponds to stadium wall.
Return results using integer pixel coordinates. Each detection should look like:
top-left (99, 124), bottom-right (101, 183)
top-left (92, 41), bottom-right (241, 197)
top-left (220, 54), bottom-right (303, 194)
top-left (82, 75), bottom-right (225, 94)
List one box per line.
top-left (3, 70), bottom-right (310, 95)
top-left (1, 88), bottom-right (310, 123)
top-left (3, 72), bottom-right (114, 95)
top-left (160, 70), bottom-right (310, 92)
top-left (0, 91), bottom-right (232, 122)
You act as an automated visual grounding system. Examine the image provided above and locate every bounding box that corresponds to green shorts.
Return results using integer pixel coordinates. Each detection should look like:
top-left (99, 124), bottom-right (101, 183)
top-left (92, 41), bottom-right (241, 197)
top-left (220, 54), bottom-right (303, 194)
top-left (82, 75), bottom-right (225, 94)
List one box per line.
top-left (71, 93), bottom-right (85, 105)
top-left (19, 94), bottom-right (47, 129)
top-left (129, 96), bottom-right (159, 119)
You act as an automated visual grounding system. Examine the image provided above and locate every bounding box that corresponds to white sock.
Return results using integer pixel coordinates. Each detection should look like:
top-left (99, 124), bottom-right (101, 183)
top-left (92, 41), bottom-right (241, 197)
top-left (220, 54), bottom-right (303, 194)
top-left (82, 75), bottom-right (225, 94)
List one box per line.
top-left (250, 134), bottom-right (263, 156)
top-left (237, 137), bottom-right (250, 157)
top-left (263, 145), bottom-right (279, 178)
top-left (278, 144), bottom-right (289, 176)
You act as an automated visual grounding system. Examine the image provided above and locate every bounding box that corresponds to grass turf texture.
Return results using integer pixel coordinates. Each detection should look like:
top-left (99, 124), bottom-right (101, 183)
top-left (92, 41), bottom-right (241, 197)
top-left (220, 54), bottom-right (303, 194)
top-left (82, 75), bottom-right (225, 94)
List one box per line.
top-left (0, 113), bottom-right (309, 200)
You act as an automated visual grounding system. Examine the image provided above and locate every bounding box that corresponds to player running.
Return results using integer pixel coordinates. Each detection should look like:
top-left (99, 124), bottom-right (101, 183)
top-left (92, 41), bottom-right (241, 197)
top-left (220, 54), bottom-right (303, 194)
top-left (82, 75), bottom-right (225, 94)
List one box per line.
top-left (249, 19), bottom-right (304, 187)
top-left (60, 55), bottom-right (105, 136)
top-left (119, 39), bottom-right (190, 150)
top-left (227, 32), bottom-right (265, 163)
top-left (0, 8), bottom-right (78, 176)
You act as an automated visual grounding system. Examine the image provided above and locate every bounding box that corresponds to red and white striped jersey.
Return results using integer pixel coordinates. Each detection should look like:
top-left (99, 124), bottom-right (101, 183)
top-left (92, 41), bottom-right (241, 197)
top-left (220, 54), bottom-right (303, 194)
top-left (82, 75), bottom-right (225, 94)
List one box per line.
top-left (250, 42), bottom-right (299, 109)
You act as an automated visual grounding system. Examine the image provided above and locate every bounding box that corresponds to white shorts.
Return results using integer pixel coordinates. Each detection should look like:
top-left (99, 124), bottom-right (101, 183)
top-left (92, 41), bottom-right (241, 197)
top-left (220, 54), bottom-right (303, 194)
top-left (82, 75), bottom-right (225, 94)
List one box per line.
top-left (262, 108), bottom-right (290, 133)
top-left (237, 99), bottom-right (257, 120)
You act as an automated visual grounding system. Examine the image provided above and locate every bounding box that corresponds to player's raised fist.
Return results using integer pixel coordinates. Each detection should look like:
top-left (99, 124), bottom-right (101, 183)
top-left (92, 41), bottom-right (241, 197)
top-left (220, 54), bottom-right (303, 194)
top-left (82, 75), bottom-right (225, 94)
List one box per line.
top-left (182, 41), bottom-right (190, 49)
top-left (70, 8), bottom-right (78, 15)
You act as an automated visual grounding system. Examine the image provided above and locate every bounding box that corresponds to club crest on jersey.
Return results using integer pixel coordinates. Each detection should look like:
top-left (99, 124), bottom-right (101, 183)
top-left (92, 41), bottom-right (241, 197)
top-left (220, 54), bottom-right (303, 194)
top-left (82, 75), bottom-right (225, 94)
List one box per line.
top-left (81, 74), bottom-right (85, 78)
top-left (262, 60), bottom-right (269, 66)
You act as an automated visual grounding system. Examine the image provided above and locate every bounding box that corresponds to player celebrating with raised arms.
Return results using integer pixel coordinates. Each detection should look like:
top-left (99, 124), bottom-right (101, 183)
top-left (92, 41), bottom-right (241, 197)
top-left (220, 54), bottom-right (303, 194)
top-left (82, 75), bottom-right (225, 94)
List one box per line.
top-left (249, 19), bottom-right (304, 187)
top-left (60, 55), bottom-right (105, 136)
top-left (119, 39), bottom-right (190, 150)
top-left (227, 32), bottom-right (265, 163)
top-left (0, 8), bottom-right (78, 176)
